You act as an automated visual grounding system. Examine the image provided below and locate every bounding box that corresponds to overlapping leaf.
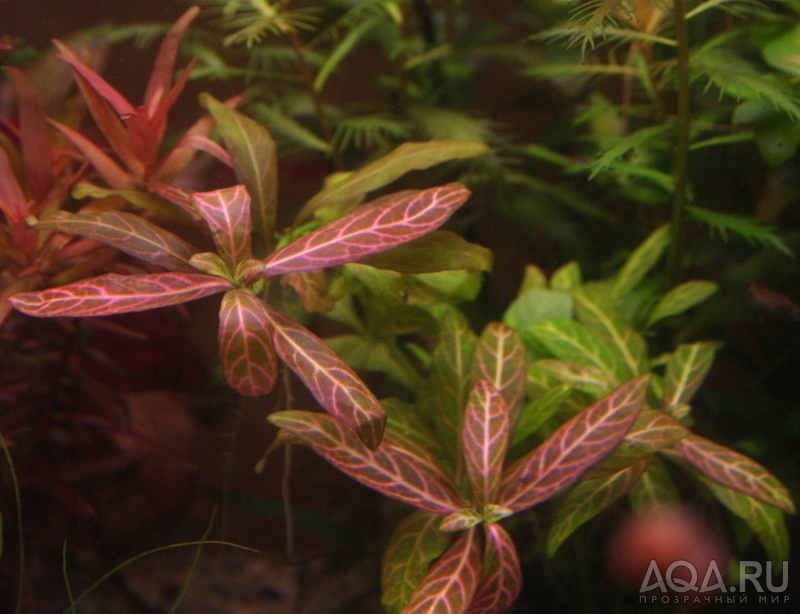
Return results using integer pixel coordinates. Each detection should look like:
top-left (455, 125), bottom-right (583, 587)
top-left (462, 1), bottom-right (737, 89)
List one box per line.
top-left (676, 434), bottom-right (795, 513)
top-left (646, 280), bottom-right (719, 328)
top-left (268, 410), bottom-right (465, 513)
top-left (262, 303), bottom-right (387, 448)
top-left (9, 273), bottom-right (232, 317)
top-left (218, 289), bottom-right (278, 396)
top-left (193, 185), bottom-right (252, 270)
top-left (611, 224), bottom-right (670, 299)
top-left (36, 210), bottom-right (198, 273)
top-left (627, 458), bottom-right (680, 511)
top-left (466, 523), bottom-right (522, 614)
top-left (261, 183), bottom-right (470, 276)
top-left (498, 375), bottom-right (649, 512)
top-left (399, 528), bottom-right (482, 614)
top-left (661, 342), bottom-right (720, 413)
top-left (470, 323), bottom-right (526, 426)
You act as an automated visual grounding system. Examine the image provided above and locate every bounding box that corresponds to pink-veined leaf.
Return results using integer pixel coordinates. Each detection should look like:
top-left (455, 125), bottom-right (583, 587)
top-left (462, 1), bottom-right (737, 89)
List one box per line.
top-left (8, 272), bottom-right (231, 317)
top-left (268, 410), bottom-right (465, 513)
top-left (470, 322), bottom-right (526, 427)
top-left (218, 289), bottom-right (279, 396)
top-left (462, 379), bottom-right (509, 507)
top-left (49, 118), bottom-right (133, 190)
top-left (383, 424), bottom-right (459, 487)
top-left (5, 67), bottom-right (53, 199)
top-left (439, 509), bottom-right (483, 532)
top-left (675, 434), bottom-right (795, 514)
top-left (260, 183), bottom-right (470, 276)
top-left (382, 510), bottom-right (454, 614)
top-left (662, 342), bottom-right (720, 414)
top-left (0, 146), bottom-right (28, 223)
top-left (193, 185), bottom-right (252, 270)
top-left (498, 374), bottom-right (649, 512)
top-left (466, 523), bottom-right (522, 614)
top-left (399, 527), bottom-right (482, 614)
top-left (623, 409), bottom-right (687, 453)
top-left (36, 210), bottom-right (198, 272)
top-left (179, 133), bottom-right (232, 167)
top-left (262, 302), bottom-right (386, 449)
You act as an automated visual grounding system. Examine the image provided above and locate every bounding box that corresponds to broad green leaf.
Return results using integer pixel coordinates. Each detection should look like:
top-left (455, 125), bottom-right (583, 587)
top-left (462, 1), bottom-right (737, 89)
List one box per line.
top-left (547, 459), bottom-right (650, 557)
top-left (358, 230), bottom-right (493, 274)
top-left (382, 511), bottom-right (454, 614)
top-left (512, 383), bottom-right (573, 445)
top-left (471, 323), bottom-right (526, 425)
top-left (627, 457), bottom-right (680, 512)
top-left (201, 96), bottom-right (278, 247)
top-left (700, 477), bottom-right (789, 566)
top-left (466, 523), bottom-right (522, 614)
top-left (36, 210), bottom-right (198, 273)
top-left (298, 140), bottom-right (488, 220)
top-left (218, 289), bottom-right (278, 396)
top-left (189, 252), bottom-right (232, 279)
top-left (503, 288), bottom-right (573, 332)
top-left (252, 104), bottom-right (331, 154)
top-left (382, 398), bottom-right (442, 458)
top-left (646, 280), bottom-right (719, 328)
top-left (763, 24), bottom-right (800, 78)
top-left (550, 261), bottom-right (582, 291)
top-left (612, 225), bottom-right (670, 300)
top-left (676, 434), bottom-right (795, 514)
top-left (462, 380), bottom-right (509, 507)
top-left (530, 359), bottom-right (611, 397)
top-left (9, 273), bottom-right (231, 317)
top-left (527, 318), bottom-right (623, 383)
top-left (263, 304), bottom-right (386, 449)
top-left (314, 14), bottom-right (381, 92)
top-left (662, 342), bottom-right (721, 413)
top-left (399, 528), bottom-right (482, 614)
top-left (193, 185), bottom-right (252, 270)
top-left (499, 375), bottom-right (649, 512)
top-left (268, 410), bottom-right (464, 513)
top-left (326, 335), bottom-right (413, 387)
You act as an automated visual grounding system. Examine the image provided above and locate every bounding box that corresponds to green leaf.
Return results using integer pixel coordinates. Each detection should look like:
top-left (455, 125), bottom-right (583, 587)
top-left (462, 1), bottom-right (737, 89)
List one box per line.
top-left (315, 14), bottom-right (380, 92)
top-left (440, 509), bottom-right (484, 532)
top-left (471, 323), bottom-right (526, 425)
top-left (627, 457), bottom-right (680, 512)
top-left (251, 103), bottom-right (331, 154)
top-left (298, 140), bottom-right (488, 220)
top-left (688, 206), bottom-right (793, 256)
top-left (503, 289), bottom-right (573, 332)
top-left (201, 95), bottom-right (278, 248)
top-left (529, 359), bottom-right (611, 398)
top-left (612, 225), bottom-right (671, 299)
top-left (512, 383), bottom-right (573, 445)
top-left (326, 334), bottom-right (413, 387)
top-left (662, 342), bottom-right (721, 413)
top-left (550, 261), bottom-right (582, 291)
top-left (646, 281), bottom-right (719, 328)
top-left (588, 124), bottom-right (671, 179)
top-left (382, 510), bottom-right (454, 614)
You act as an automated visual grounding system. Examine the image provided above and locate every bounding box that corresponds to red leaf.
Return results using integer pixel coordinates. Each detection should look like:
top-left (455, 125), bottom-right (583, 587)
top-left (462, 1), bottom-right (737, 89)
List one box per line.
top-left (471, 322), bottom-right (526, 427)
top-left (147, 57), bottom-right (198, 144)
top-left (261, 183), bottom-right (470, 276)
top-left (399, 528), bottom-right (483, 614)
top-left (676, 434), bottom-right (795, 513)
top-left (462, 379), bottom-right (509, 507)
top-left (218, 289), bottom-right (278, 396)
top-left (268, 410), bottom-right (465, 514)
top-left (9, 272), bottom-right (231, 317)
top-left (466, 523), bottom-right (522, 614)
top-left (0, 147), bottom-right (28, 223)
top-left (37, 210), bottom-right (198, 272)
top-left (193, 185), bottom-right (252, 269)
top-left (498, 374), bottom-right (649, 512)
top-left (122, 112), bottom-right (159, 168)
top-left (263, 302), bottom-right (386, 449)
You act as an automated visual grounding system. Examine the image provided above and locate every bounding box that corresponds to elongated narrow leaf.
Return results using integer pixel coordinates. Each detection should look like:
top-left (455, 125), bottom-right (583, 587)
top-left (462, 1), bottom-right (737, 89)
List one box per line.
top-left (9, 273), bottom-right (231, 317)
top-left (676, 434), bottom-right (795, 513)
top-left (218, 290), bottom-right (278, 396)
top-left (268, 410), bottom-right (464, 513)
top-left (399, 528), bottom-right (482, 614)
top-left (37, 210), bottom-right (198, 272)
top-left (512, 383), bottom-right (573, 445)
top-left (547, 459), bottom-right (650, 557)
top-left (627, 457), bottom-right (680, 512)
top-left (193, 185), bottom-right (252, 270)
top-left (661, 342), bottom-right (720, 413)
top-left (0, 147), bottom-right (27, 223)
top-left (471, 323), bottom-right (526, 426)
top-left (382, 511), bottom-right (454, 614)
top-left (261, 184), bottom-right (470, 276)
top-left (262, 303), bottom-right (386, 448)
top-left (532, 359), bottom-right (611, 397)
top-left (498, 375), bottom-right (649, 512)
top-left (623, 410), bottom-right (688, 454)
top-left (466, 523), bottom-right (522, 614)
top-left (202, 95), bottom-right (277, 246)
top-left (612, 225), bottom-right (670, 299)
top-left (299, 140), bottom-right (488, 220)
top-left (440, 509), bottom-right (483, 532)
top-left (646, 280), bottom-right (719, 328)
top-left (462, 380), bottom-right (509, 507)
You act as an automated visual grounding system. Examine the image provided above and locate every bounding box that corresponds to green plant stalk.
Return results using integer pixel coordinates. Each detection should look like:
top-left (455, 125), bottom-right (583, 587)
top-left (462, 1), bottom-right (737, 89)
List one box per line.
top-left (62, 540), bottom-right (77, 614)
top-left (666, 0), bottom-right (692, 287)
top-left (0, 430), bottom-right (23, 614)
top-left (166, 508), bottom-right (217, 614)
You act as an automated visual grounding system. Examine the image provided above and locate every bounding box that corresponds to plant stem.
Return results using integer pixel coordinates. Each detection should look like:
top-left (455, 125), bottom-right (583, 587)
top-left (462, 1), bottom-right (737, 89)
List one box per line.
top-left (666, 0), bottom-right (692, 287)
top-left (0, 430), bottom-right (24, 614)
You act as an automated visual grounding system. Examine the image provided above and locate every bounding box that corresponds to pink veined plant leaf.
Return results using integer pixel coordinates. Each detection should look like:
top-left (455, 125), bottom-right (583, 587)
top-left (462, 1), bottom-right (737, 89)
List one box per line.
top-left (36, 210), bottom-right (199, 273)
top-left (262, 302), bottom-right (386, 449)
top-left (382, 510), bottom-right (455, 614)
top-left (675, 433), bottom-right (795, 514)
top-left (8, 272), bottom-right (232, 317)
top-left (193, 185), bottom-right (252, 270)
top-left (218, 289), bottom-right (279, 396)
top-left (383, 424), bottom-right (461, 487)
top-left (268, 410), bottom-right (466, 514)
top-left (461, 379), bottom-right (509, 507)
top-left (399, 527), bottom-right (483, 614)
top-left (260, 183), bottom-right (470, 276)
top-left (465, 523), bottom-right (522, 614)
top-left (470, 322), bottom-right (526, 428)
top-left (498, 374), bottom-right (650, 512)
top-left (0, 146), bottom-right (28, 223)
top-left (623, 409), bottom-right (688, 453)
